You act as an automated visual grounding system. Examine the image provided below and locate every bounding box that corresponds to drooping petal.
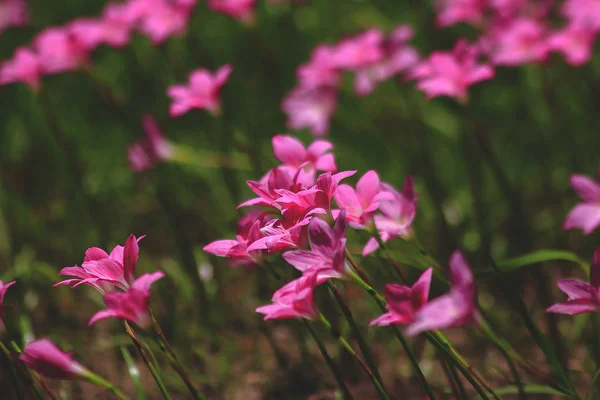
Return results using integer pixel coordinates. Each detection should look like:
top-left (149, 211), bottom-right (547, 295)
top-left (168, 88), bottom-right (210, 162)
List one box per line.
top-left (203, 240), bottom-right (239, 256)
top-left (563, 203), bottom-right (600, 234)
top-left (571, 174), bottom-right (600, 202)
top-left (546, 299), bottom-right (600, 315)
top-left (283, 250), bottom-right (327, 272)
top-left (272, 135), bottom-right (307, 167)
top-left (556, 279), bottom-right (595, 300)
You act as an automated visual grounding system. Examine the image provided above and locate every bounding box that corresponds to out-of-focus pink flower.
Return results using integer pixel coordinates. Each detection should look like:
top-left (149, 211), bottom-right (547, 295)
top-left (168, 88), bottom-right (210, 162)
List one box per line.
top-left (406, 251), bottom-right (476, 335)
top-left (334, 170), bottom-right (390, 229)
top-left (434, 0), bottom-right (485, 27)
top-left (0, 280), bottom-right (15, 333)
top-left (256, 274), bottom-right (319, 320)
top-left (363, 176), bottom-right (417, 255)
top-left (272, 134), bottom-right (337, 186)
top-left (409, 39), bottom-right (494, 101)
top-left (331, 29), bottom-right (385, 70)
top-left (370, 268), bottom-right (432, 326)
top-left (207, 0), bottom-right (256, 24)
top-left (89, 271), bottom-right (164, 329)
top-left (548, 23), bottom-right (597, 66)
top-left (168, 64), bottom-right (232, 117)
top-left (69, 4), bottom-right (132, 50)
top-left (138, 0), bottom-right (194, 44)
top-left (354, 25), bottom-right (420, 96)
top-left (297, 45), bottom-right (341, 89)
top-left (34, 27), bottom-right (87, 74)
top-left (55, 235), bottom-right (144, 294)
top-left (0, 47), bottom-right (41, 90)
top-left (564, 168), bottom-right (600, 234)
top-left (0, 0), bottom-right (28, 35)
top-left (282, 86), bottom-right (337, 137)
top-left (204, 211), bottom-right (271, 265)
top-left (20, 339), bottom-right (89, 380)
top-left (128, 115), bottom-right (174, 172)
top-left (488, 18), bottom-right (549, 66)
top-left (561, 0), bottom-right (600, 31)
top-left (489, 0), bottom-right (528, 17)
top-left (547, 249), bottom-right (600, 315)
top-left (283, 210), bottom-right (351, 283)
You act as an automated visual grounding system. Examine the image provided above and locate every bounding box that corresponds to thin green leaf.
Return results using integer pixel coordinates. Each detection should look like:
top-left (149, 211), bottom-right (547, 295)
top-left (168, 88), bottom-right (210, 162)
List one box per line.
top-left (477, 250), bottom-right (589, 276)
top-left (472, 384), bottom-right (568, 399)
top-left (120, 346), bottom-right (146, 400)
top-left (585, 369), bottom-right (600, 400)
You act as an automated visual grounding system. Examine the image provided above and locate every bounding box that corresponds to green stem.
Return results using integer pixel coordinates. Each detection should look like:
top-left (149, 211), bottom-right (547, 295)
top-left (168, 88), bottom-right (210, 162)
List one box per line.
top-left (150, 314), bottom-right (206, 400)
top-left (3, 341), bottom-right (52, 400)
top-left (303, 320), bottom-right (354, 400)
top-left (1, 341), bottom-right (25, 400)
top-left (120, 346), bottom-right (146, 400)
top-left (123, 322), bottom-right (171, 400)
top-left (440, 354), bottom-right (462, 400)
top-left (446, 357), bottom-right (468, 400)
top-left (318, 314), bottom-right (390, 400)
top-left (83, 370), bottom-right (132, 400)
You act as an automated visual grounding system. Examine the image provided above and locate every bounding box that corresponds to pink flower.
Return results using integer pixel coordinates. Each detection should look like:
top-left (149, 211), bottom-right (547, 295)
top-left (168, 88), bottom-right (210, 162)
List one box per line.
top-left (168, 64), bottom-right (232, 117)
top-left (0, 280), bottom-right (15, 333)
top-left (256, 274), bottom-right (319, 320)
top-left (20, 339), bottom-right (89, 380)
top-left (34, 27), bottom-right (87, 74)
top-left (0, 0), bottom-right (28, 35)
top-left (409, 39), bottom-right (494, 100)
top-left (370, 268), bottom-right (432, 326)
top-left (68, 5), bottom-right (132, 50)
top-left (548, 23), bottom-right (597, 66)
top-left (138, 0), bottom-right (194, 44)
top-left (238, 166), bottom-right (303, 208)
top-left (55, 234), bottom-right (144, 294)
top-left (561, 0), bottom-right (600, 31)
top-left (89, 271), bottom-right (165, 329)
top-left (282, 85), bottom-right (337, 137)
top-left (564, 168), bottom-right (600, 234)
top-left (406, 251), bottom-right (476, 336)
top-left (488, 18), bottom-right (549, 66)
top-left (354, 25), bottom-right (420, 96)
top-left (363, 176), bottom-right (417, 255)
top-left (272, 134), bottom-right (337, 186)
top-left (334, 170), bottom-right (389, 229)
top-left (434, 0), bottom-right (485, 27)
top-left (0, 47), bottom-right (41, 90)
top-left (331, 29), bottom-right (385, 70)
top-left (283, 210), bottom-right (350, 283)
top-left (547, 249), bottom-right (600, 315)
top-left (297, 45), bottom-right (342, 89)
top-left (207, 0), bottom-right (256, 24)
top-left (128, 115), bottom-right (174, 172)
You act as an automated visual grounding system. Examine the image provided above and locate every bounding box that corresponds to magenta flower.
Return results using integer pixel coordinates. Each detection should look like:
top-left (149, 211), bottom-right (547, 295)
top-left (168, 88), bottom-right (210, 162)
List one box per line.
top-left (282, 85), bottom-right (337, 137)
top-left (297, 45), bottom-right (342, 89)
top-left (0, 47), bottom-right (41, 90)
top-left (138, 0), bottom-right (194, 44)
top-left (434, 0), bottom-right (485, 27)
top-left (564, 168), bottom-right (600, 234)
top-left (68, 4), bottom-right (132, 51)
top-left (168, 64), bottom-right (232, 117)
top-left (488, 18), bottom-right (549, 66)
top-left (409, 39), bottom-right (494, 101)
top-left (354, 25), bottom-right (420, 96)
top-left (208, 0), bottom-right (256, 24)
top-left (272, 134), bottom-right (337, 185)
top-left (89, 271), bottom-right (165, 329)
top-left (334, 170), bottom-right (390, 229)
top-left (34, 27), bottom-right (87, 74)
top-left (548, 23), bottom-right (597, 66)
top-left (561, 0), bottom-right (600, 31)
top-left (55, 234), bottom-right (144, 294)
top-left (370, 268), bottom-right (432, 326)
top-left (0, 280), bottom-right (16, 333)
top-left (0, 0), bottom-right (28, 35)
top-left (363, 176), bottom-right (417, 255)
top-left (238, 166), bottom-right (303, 208)
top-left (406, 251), bottom-right (476, 336)
top-left (283, 210), bottom-right (351, 284)
top-left (128, 115), bottom-right (174, 172)
top-left (20, 339), bottom-right (89, 380)
top-left (256, 274), bottom-right (319, 320)
top-left (331, 29), bottom-right (385, 70)
top-left (547, 249), bottom-right (600, 315)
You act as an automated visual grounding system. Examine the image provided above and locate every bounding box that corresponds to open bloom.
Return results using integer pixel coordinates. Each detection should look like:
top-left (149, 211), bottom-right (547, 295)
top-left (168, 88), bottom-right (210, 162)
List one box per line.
top-left (297, 45), bottom-right (341, 89)
top-left (283, 210), bottom-right (351, 283)
top-left (167, 64), bottom-right (232, 117)
top-left (282, 86), bottom-right (337, 137)
top-left (434, 0), bottom-right (485, 27)
top-left (406, 251), bottom-right (476, 336)
top-left (55, 234), bottom-right (144, 294)
top-left (547, 249), bottom-right (600, 315)
top-left (334, 170), bottom-right (390, 229)
top-left (331, 29), bottom-right (385, 71)
top-left (488, 18), bottom-right (549, 66)
top-left (89, 271), bottom-right (165, 329)
top-left (138, 0), bottom-right (194, 44)
top-left (0, 280), bottom-right (16, 333)
top-left (256, 274), bottom-right (319, 320)
top-left (33, 27), bottom-right (87, 74)
top-left (564, 167), bottom-right (600, 234)
top-left (20, 339), bottom-right (89, 380)
top-left (548, 22), bottom-right (597, 66)
top-left (208, 0), bottom-right (256, 24)
top-left (128, 115), bottom-right (174, 172)
top-left (0, 0), bottom-right (28, 35)
top-left (409, 39), bottom-right (494, 100)
top-left (370, 268), bottom-right (432, 326)
top-left (0, 47), bottom-right (41, 90)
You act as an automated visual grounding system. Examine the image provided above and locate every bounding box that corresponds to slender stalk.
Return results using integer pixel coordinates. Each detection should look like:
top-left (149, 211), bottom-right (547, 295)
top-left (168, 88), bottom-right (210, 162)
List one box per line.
top-left (446, 357), bottom-right (468, 400)
top-left (123, 322), bottom-right (171, 400)
top-left (440, 354), bottom-right (462, 400)
top-left (318, 314), bottom-right (390, 400)
top-left (303, 320), bottom-right (354, 400)
top-left (327, 282), bottom-right (388, 394)
top-left (3, 341), bottom-right (53, 400)
top-left (1, 341), bottom-right (25, 400)
top-left (83, 370), bottom-right (132, 400)
top-left (150, 314), bottom-right (206, 400)
top-left (120, 346), bottom-right (146, 400)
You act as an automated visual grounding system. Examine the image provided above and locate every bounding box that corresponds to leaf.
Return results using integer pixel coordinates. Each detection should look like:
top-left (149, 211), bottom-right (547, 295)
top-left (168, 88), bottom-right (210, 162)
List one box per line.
top-left (472, 384), bottom-right (569, 399)
top-left (120, 346), bottom-right (146, 400)
top-left (477, 250), bottom-right (589, 276)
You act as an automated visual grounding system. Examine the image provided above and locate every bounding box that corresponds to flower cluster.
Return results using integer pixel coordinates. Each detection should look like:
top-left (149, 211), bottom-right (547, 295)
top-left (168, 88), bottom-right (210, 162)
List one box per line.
top-left (55, 234), bottom-right (164, 329)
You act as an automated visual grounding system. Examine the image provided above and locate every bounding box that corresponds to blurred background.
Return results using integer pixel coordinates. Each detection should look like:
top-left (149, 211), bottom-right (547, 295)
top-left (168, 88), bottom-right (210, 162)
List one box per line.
top-left (2, 0), bottom-right (600, 398)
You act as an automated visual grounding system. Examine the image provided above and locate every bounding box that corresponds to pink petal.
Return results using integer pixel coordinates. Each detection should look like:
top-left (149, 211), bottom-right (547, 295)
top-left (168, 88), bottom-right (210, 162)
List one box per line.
top-left (556, 279), bottom-right (595, 300)
top-left (369, 312), bottom-right (405, 326)
top-left (203, 240), bottom-right (239, 256)
top-left (356, 170), bottom-right (381, 205)
top-left (449, 251), bottom-right (473, 289)
top-left (412, 268), bottom-right (433, 308)
top-left (272, 135), bottom-right (307, 166)
top-left (283, 250), bottom-right (327, 272)
top-left (546, 299), bottom-right (599, 315)
top-left (563, 203), bottom-right (600, 234)
top-left (571, 174), bottom-right (600, 202)
top-left (84, 247), bottom-right (109, 262)
top-left (362, 237), bottom-right (380, 256)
